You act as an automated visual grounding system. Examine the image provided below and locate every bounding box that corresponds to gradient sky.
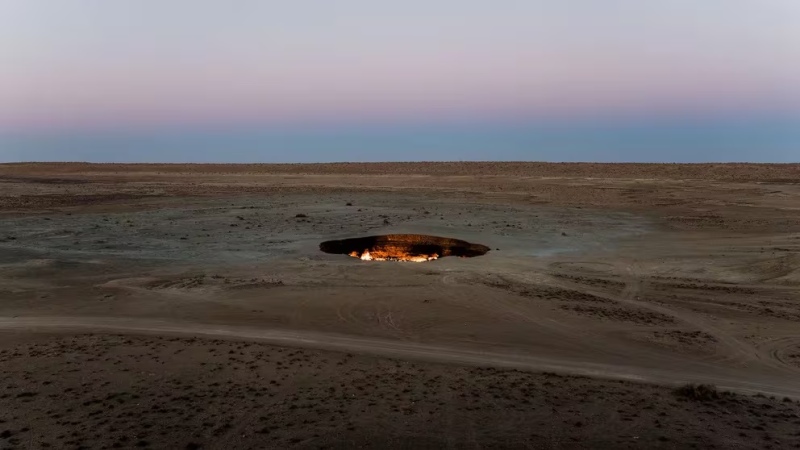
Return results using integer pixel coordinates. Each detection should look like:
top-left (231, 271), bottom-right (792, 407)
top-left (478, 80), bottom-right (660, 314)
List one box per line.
top-left (1, 1), bottom-right (799, 162)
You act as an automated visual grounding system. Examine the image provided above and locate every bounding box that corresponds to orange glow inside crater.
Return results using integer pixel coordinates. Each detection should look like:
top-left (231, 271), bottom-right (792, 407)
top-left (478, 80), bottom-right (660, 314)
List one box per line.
top-left (320, 234), bottom-right (489, 263)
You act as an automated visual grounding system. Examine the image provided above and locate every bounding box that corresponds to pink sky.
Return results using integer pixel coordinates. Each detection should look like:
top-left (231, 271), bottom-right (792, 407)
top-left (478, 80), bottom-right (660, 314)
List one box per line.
top-left (1, 1), bottom-right (799, 132)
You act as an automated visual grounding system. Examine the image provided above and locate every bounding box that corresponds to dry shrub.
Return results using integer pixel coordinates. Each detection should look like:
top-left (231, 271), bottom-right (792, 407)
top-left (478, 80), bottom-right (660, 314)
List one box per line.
top-left (674, 384), bottom-right (723, 401)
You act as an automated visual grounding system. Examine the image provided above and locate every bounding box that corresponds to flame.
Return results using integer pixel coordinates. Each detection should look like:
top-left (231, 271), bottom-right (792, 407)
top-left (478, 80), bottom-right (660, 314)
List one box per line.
top-left (348, 248), bottom-right (438, 262)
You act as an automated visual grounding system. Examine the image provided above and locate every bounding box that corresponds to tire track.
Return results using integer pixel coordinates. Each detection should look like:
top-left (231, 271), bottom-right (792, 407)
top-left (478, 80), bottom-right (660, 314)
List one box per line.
top-left (1, 315), bottom-right (799, 399)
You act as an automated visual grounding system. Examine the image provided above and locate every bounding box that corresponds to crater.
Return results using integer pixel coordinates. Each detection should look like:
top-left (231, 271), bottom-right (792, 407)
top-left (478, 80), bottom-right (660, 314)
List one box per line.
top-left (320, 234), bottom-right (490, 262)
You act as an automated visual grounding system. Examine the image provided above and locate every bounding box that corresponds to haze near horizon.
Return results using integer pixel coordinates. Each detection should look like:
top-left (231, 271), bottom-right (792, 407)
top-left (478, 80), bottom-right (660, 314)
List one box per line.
top-left (1, 1), bottom-right (798, 163)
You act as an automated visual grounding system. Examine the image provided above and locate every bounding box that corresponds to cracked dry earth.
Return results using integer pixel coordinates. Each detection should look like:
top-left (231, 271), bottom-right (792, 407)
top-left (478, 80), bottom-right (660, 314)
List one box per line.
top-left (0, 162), bottom-right (799, 449)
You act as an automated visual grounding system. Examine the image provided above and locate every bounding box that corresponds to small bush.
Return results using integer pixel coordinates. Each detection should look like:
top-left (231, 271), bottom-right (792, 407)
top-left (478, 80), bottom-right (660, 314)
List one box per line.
top-left (674, 383), bottom-right (721, 401)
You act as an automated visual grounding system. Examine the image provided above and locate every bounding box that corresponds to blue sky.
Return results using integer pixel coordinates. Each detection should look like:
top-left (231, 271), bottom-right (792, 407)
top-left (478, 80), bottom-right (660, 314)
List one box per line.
top-left (1, 1), bottom-right (798, 162)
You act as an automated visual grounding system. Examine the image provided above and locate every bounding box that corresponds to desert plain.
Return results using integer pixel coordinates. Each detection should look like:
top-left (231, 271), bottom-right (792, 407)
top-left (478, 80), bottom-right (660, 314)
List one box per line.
top-left (0, 162), bottom-right (799, 449)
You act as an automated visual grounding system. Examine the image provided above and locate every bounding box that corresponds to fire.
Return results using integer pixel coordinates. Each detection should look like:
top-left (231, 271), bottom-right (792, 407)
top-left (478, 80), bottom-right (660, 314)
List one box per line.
top-left (348, 248), bottom-right (438, 262)
top-left (321, 234), bottom-right (490, 261)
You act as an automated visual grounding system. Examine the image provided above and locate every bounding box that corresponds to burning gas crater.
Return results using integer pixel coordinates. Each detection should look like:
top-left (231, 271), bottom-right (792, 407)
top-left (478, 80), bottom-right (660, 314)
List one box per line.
top-left (350, 248), bottom-right (438, 262)
top-left (320, 234), bottom-right (490, 262)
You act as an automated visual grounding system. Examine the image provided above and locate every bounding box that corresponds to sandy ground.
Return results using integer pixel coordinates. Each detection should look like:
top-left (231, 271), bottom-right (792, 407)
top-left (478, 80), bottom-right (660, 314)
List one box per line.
top-left (0, 162), bottom-right (799, 448)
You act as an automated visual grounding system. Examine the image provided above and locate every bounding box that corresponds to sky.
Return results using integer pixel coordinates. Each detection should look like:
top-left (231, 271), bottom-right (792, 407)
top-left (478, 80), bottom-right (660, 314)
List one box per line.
top-left (1, 0), bottom-right (799, 162)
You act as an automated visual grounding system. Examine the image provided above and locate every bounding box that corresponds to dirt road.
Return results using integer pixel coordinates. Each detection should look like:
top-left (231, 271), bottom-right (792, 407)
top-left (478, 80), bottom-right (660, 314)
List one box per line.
top-left (2, 315), bottom-right (799, 399)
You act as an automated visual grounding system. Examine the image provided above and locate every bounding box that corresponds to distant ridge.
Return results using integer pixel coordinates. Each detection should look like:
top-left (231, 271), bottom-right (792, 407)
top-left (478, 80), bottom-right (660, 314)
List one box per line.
top-left (0, 161), bottom-right (797, 182)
